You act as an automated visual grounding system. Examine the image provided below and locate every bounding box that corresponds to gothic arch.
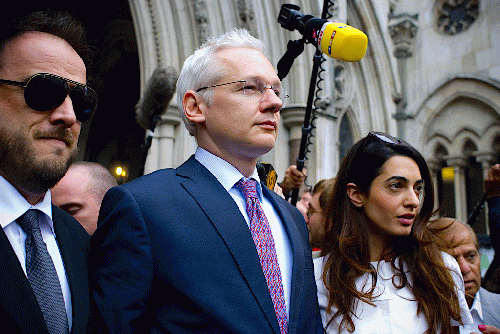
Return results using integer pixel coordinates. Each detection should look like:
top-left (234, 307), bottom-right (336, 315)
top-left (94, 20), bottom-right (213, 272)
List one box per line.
top-left (420, 76), bottom-right (500, 160)
top-left (421, 76), bottom-right (500, 225)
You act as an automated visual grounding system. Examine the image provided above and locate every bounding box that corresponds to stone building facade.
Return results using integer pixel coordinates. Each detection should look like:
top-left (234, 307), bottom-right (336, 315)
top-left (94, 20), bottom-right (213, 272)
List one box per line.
top-left (133, 0), bottom-right (499, 233)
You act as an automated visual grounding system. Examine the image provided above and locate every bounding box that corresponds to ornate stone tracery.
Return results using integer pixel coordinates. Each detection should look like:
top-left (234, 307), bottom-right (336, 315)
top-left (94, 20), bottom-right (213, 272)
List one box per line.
top-left (193, 0), bottom-right (210, 44)
top-left (436, 0), bottom-right (479, 35)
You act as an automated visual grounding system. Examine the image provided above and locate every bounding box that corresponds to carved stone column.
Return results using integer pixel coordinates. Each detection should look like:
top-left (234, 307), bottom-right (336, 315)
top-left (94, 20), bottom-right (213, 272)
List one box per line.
top-left (388, 13), bottom-right (418, 140)
top-left (281, 107), bottom-right (306, 166)
top-left (476, 152), bottom-right (497, 179)
top-left (144, 109), bottom-right (181, 174)
top-left (475, 152), bottom-right (497, 233)
top-left (192, 0), bottom-right (210, 44)
top-left (427, 159), bottom-right (441, 210)
top-left (447, 157), bottom-right (468, 222)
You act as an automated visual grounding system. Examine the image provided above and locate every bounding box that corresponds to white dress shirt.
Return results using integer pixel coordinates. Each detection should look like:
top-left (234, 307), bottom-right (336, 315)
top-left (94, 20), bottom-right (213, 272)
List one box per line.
top-left (0, 175), bottom-right (72, 327)
top-left (460, 292), bottom-right (483, 334)
top-left (314, 251), bottom-right (473, 333)
top-left (195, 147), bottom-right (293, 316)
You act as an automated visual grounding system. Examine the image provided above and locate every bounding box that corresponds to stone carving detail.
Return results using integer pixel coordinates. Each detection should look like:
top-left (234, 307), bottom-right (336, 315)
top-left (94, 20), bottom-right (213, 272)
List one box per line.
top-left (318, 62), bottom-right (353, 119)
top-left (193, 0), bottom-right (210, 44)
top-left (388, 13), bottom-right (419, 58)
top-left (236, 0), bottom-right (256, 35)
top-left (333, 64), bottom-right (347, 102)
top-left (436, 0), bottom-right (479, 35)
top-left (147, 0), bottom-right (161, 67)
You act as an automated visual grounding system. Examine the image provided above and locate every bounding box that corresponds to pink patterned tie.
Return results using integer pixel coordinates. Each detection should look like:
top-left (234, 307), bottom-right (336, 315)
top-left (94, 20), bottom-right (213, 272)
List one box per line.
top-left (235, 178), bottom-right (288, 334)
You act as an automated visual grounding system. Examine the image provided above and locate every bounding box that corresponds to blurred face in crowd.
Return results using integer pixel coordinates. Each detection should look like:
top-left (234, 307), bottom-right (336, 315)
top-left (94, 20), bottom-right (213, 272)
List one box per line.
top-left (296, 191), bottom-right (312, 220)
top-left (446, 223), bottom-right (481, 308)
top-left (306, 192), bottom-right (325, 248)
top-left (0, 32), bottom-right (85, 203)
top-left (51, 168), bottom-right (100, 235)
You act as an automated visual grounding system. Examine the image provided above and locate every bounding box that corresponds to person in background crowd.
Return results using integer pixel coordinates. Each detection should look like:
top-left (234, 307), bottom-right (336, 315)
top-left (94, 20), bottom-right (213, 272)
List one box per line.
top-left (0, 10), bottom-right (94, 333)
top-left (279, 165), bottom-right (306, 200)
top-left (432, 217), bottom-right (500, 334)
top-left (89, 28), bottom-right (322, 334)
top-left (296, 189), bottom-right (313, 220)
top-left (315, 132), bottom-right (473, 334)
top-left (483, 163), bottom-right (500, 293)
top-left (306, 178), bottom-right (334, 257)
top-left (51, 161), bottom-right (118, 235)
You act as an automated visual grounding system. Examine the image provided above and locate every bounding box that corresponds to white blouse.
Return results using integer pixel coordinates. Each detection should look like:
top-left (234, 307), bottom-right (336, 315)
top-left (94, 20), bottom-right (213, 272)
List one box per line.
top-left (314, 252), bottom-right (473, 333)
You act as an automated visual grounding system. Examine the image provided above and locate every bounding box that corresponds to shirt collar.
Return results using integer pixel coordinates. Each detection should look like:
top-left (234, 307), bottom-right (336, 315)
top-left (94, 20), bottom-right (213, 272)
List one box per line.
top-left (194, 147), bottom-right (263, 200)
top-left (0, 175), bottom-right (53, 230)
top-left (471, 289), bottom-right (483, 320)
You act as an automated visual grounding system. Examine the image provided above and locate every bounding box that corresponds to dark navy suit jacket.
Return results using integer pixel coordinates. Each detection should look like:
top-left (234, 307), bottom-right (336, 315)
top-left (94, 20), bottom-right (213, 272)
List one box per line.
top-left (90, 156), bottom-right (323, 333)
top-left (0, 206), bottom-right (90, 334)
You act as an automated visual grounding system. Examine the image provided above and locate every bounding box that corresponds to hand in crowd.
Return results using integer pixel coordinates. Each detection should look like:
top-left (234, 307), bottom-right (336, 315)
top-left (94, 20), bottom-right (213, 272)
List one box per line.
top-left (485, 163), bottom-right (500, 198)
top-left (280, 165), bottom-right (307, 195)
top-left (473, 324), bottom-right (500, 334)
top-left (273, 184), bottom-right (285, 199)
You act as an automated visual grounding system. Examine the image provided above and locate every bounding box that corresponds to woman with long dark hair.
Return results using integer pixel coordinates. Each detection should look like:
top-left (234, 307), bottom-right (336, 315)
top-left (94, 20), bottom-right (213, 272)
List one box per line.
top-left (315, 132), bottom-right (473, 333)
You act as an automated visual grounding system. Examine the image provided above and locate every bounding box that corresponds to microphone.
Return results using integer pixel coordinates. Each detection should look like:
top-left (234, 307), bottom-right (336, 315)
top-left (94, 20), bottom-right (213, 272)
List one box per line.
top-left (278, 4), bottom-right (368, 62)
top-left (135, 67), bottom-right (178, 131)
top-left (305, 19), bottom-right (368, 62)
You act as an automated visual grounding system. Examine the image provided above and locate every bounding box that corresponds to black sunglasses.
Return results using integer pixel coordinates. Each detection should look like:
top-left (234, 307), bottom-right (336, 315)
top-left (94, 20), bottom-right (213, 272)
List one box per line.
top-left (368, 131), bottom-right (410, 147)
top-left (0, 73), bottom-right (97, 122)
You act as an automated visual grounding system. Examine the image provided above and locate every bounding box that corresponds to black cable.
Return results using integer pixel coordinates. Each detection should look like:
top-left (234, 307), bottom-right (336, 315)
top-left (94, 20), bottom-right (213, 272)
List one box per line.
top-left (290, 0), bottom-right (334, 205)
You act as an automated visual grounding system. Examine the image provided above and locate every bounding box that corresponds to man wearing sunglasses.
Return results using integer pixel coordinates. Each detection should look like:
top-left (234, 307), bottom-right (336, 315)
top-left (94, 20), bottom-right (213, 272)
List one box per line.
top-left (90, 29), bottom-right (322, 333)
top-left (0, 11), bottom-right (93, 334)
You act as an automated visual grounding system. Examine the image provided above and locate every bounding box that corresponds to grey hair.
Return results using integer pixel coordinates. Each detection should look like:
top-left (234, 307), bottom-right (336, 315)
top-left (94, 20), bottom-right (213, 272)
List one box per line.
top-left (176, 28), bottom-right (265, 136)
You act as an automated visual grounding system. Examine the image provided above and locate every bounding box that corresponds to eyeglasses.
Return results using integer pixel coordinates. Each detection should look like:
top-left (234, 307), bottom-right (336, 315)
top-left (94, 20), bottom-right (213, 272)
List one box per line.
top-left (196, 78), bottom-right (289, 106)
top-left (306, 206), bottom-right (322, 219)
top-left (0, 73), bottom-right (97, 122)
top-left (368, 131), bottom-right (410, 147)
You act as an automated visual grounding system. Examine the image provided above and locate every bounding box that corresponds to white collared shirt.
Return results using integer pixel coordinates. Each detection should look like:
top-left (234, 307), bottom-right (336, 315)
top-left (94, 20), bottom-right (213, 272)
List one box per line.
top-left (195, 147), bottom-right (293, 316)
top-left (460, 292), bottom-right (483, 334)
top-left (0, 175), bottom-right (72, 327)
top-left (314, 252), bottom-right (473, 333)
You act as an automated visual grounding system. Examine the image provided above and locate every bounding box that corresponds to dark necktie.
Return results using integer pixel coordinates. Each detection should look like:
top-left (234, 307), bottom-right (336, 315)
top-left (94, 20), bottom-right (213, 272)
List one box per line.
top-left (235, 178), bottom-right (288, 334)
top-left (16, 209), bottom-right (69, 334)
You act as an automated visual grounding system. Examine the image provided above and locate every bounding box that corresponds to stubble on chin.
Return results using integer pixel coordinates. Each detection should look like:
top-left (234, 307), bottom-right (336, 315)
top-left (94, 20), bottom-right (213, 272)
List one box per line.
top-left (0, 130), bottom-right (78, 195)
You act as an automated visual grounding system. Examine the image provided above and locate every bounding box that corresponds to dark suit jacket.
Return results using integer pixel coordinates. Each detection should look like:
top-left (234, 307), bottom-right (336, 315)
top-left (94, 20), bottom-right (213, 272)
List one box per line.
top-left (0, 205), bottom-right (90, 334)
top-left (90, 156), bottom-right (323, 333)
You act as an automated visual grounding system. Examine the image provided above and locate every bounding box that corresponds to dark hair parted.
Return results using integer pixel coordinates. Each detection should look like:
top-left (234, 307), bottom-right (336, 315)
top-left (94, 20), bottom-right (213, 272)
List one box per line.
top-left (320, 133), bottom-right (462, 334)
top-left (0, 10), bottom-right (91, 71)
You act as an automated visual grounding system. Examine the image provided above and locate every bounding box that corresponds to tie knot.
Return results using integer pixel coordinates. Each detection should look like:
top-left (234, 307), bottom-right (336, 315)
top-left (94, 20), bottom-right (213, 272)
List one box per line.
top-left (235, 178), bottom-right (259, 200)
top-left (16, 209), bottom-right (40, 235)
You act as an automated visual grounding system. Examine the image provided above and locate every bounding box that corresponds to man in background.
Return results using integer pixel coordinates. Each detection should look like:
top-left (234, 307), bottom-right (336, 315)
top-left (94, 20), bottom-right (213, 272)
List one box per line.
top-left (52, 161), bottom-right (118, 235)
top-left (306, 178), bottom-right (334, 257)
top-left (433, 218), bottom-right (500, 334)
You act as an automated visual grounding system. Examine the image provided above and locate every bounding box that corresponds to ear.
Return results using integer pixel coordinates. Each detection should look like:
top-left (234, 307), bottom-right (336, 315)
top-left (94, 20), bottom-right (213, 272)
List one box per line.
top-left (346, 183), bottom-right (364, 208)
top-left (183, 90), bottom-right (206, 124)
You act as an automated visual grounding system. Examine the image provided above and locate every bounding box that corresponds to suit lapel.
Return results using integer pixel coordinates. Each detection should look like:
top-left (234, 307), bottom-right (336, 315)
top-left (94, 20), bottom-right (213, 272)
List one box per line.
top-left (0, 228), bottom-right (48, 333)
top-left (262, 186), bottom-right (306, 334)
top-left (177, 157), bottom-right (281, 333)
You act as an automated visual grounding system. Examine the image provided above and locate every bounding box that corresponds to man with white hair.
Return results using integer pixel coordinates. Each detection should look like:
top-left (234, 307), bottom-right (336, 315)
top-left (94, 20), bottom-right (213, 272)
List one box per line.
top-left (90, 29), bottom-right (322, 334)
